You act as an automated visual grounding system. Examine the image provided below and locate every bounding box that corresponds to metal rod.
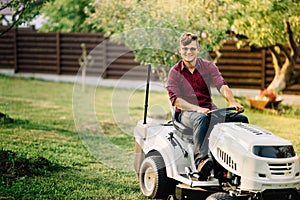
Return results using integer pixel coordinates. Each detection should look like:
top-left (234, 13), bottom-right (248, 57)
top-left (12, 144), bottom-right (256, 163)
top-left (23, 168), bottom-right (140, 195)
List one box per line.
top-left (143, 64), bottom-right (151, 124)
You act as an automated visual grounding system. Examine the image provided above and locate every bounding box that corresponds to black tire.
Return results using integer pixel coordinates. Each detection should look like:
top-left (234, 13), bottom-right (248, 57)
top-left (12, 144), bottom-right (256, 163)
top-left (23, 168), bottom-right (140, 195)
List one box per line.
top-left (206, 192), bottom-right (236, 200)
top-left (139, 155), bottom-right (175, 199)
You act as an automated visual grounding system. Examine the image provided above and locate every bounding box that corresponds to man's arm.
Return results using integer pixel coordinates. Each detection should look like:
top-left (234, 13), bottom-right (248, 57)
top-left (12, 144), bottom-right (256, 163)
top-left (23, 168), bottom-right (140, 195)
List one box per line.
top-left (174, 97), bottom-right (210, 115)
top-left (219, 85), bottom-right (244, 112)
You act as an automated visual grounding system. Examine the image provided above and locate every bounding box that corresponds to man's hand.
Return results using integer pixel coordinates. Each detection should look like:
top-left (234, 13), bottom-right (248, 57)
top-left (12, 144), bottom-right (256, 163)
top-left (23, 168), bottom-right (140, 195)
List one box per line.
top-left (230, 102), bottom-right (244, 112)
top-left (175, 98), bottom-right (211, 115)
top-left (220, 85), bottom-right (244, 113)
top-left (196, 107), bottom-right (210, 115)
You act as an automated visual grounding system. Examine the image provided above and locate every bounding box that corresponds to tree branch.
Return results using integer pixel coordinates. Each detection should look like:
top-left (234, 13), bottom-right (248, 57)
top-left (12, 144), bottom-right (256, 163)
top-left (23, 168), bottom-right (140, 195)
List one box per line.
top-left (276, 43), bottom-right (295, 83)
top-left (286, 21), bottom-right (299, 61)
top-left (0, 7), bottom-right (24, 35)
top-left (250, 44), bottom-right (276, 52)
top-left (270, 46), bottom-right (282, 70)
top-left (0, 0), bottom-right (13, 11)
top-left (213, 50), bottom-right (222, 64)
top-left (0, 2), bottom-right (27, 36)
top-left (276, 43), bottom-right (294, 65)
top-left (0, 24), bottom-right (15, 36)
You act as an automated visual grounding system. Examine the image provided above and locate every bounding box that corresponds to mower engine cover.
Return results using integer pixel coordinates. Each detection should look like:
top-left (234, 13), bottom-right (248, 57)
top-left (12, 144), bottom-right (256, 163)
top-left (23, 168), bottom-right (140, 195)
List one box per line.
top-left (209, 122), bottom-right (300, 192)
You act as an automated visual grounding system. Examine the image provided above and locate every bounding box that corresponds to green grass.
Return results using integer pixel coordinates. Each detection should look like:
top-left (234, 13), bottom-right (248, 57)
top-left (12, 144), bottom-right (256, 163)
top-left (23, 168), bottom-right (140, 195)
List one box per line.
top-left (0, 74), bottom-right (300, 199)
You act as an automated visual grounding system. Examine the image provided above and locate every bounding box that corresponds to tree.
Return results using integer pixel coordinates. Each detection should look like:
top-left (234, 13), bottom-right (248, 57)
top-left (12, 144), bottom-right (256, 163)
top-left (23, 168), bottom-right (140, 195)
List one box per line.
top-left (39, 0), bottom-right (94, 32)
top-left (86, 0), bottom-right (300, 91)
top-left (85, 0), bottom-right (229, 80)
top-left (222, 0), bottom-right (300, 92)
top-left (37, 0), bottom-right (300, 92)
top-left (0, 0), bottom-right (47, 35)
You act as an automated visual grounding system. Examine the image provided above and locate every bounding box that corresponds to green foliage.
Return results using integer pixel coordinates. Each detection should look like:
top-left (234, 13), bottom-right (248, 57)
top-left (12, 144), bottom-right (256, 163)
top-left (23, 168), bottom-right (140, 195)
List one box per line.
top-left (222, 0), bottom-right (300, 47)
top-left (38, 0), bottom-right (300, 87)
top-left (221, 0), bottom-right (300, 92)
top-left (39, 0), bottom-right (94, 32)
top-left (0, 0), bottom-right (48, 34)
top-left (84, 0), bottom-right (300, 85)
top-left (86, 0), bottom-right (229, 73)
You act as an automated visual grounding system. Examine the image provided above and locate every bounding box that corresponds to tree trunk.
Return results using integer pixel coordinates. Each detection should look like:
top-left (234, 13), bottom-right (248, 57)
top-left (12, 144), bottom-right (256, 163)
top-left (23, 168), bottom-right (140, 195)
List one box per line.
top-left (267, 43), bottom-right (297, 93)
top-left (267, 57), bottom-right (298, 93)
top-left (267, 49), bottom-right (286, 92)
top-left (267, 73), bottom-right (286, 92)
top-left (266, 21), bottom-right (299, 93)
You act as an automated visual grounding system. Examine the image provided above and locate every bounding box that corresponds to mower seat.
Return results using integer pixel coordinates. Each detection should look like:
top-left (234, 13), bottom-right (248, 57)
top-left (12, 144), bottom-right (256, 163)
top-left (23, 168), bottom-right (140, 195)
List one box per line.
top-left (173, 111), bottom-right (193, 136)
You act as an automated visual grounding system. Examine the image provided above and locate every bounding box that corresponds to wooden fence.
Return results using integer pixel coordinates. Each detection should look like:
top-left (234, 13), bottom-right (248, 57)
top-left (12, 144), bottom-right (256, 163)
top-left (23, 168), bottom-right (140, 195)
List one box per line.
top-left (0, 26), bottom-right (147, 80)
top-left (215, 41), bottom-right (300, 94)
top-left (0, 26), bottom-right (300, 94)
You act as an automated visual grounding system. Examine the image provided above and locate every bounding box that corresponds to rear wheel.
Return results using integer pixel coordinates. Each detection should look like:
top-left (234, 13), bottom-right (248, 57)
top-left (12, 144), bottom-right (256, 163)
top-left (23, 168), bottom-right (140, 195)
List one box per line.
top-left (206, 192), bottom-right (236, 200)
top-left (139, 155), bottom-right (175, 199)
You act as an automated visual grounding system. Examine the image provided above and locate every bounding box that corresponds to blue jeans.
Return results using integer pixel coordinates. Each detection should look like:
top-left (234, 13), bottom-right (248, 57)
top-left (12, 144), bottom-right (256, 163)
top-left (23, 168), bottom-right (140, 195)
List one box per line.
top-left (180, 110), bottom-right (248, 165)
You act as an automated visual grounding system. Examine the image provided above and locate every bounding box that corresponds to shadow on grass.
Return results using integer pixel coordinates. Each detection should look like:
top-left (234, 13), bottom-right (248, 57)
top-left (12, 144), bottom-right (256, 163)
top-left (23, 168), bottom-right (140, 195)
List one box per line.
top-left (0, 149), bottom-right (68, 185)
top-left (0, 151), bottom-right (144, 199)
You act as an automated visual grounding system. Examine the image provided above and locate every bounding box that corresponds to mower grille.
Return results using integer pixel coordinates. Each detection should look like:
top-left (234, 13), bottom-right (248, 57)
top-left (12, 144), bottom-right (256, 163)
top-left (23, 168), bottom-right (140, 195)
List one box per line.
top-left (268, 162), bottom-right (293, 176)
top-left (235, 123), bottom-right (271, 135)
top-left (218, 148), bottom-right (237, 171)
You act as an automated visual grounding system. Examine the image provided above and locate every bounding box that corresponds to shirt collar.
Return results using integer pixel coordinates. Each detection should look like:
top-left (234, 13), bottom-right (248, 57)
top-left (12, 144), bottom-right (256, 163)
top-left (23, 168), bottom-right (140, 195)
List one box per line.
top-left (180, 58), bottom-right (201, 71)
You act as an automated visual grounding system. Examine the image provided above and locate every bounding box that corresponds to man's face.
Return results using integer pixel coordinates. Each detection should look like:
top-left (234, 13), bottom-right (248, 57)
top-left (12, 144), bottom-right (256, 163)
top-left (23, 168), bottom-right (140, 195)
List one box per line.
top-left (179, 40), bottom-right (200, 63)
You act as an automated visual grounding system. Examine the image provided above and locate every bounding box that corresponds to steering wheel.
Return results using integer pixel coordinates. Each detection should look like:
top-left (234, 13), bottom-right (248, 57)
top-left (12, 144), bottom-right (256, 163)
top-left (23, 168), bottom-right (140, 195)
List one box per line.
top-left (208, 107), bottom-right (243, 119)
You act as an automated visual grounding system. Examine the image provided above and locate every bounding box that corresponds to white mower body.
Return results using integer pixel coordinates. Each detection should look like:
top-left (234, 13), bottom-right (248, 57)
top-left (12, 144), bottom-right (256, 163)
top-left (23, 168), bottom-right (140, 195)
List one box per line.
top-left (135, 65), bottom-right (300, 199)
top-left (209, 122), bottom-right (300, 192)
top-left (134, 118), bottom-right (300, 199)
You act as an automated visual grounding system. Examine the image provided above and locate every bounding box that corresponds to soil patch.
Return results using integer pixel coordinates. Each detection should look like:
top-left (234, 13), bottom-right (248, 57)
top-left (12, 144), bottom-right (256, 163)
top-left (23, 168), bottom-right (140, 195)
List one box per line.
top-left (0, 150), bottom-right (64, 184)
top-left (0, 112), bottom-right (14, 124)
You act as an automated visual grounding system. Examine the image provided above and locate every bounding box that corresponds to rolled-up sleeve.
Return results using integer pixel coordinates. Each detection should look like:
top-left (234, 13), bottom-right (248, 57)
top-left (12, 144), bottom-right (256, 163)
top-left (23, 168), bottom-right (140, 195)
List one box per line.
top-left (208, 62), bottom-right (227, 90)
top-left (166, 67), bottom-right (181, 106)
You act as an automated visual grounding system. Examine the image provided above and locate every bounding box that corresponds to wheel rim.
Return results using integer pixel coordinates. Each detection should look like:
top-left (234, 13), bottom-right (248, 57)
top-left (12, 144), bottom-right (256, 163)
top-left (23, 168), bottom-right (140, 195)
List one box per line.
top-left (144, 167), bottom-right (156, 192)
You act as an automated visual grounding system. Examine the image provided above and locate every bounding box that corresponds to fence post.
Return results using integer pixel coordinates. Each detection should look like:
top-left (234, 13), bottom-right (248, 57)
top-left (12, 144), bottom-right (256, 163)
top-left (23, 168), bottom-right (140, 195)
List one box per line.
top-left (56, 32), bottom-right (61, 74)
top-left (102, 39), bottom-right (107, 78)
top-left (13, 27), bottom-right (18, 73)
top-left (261, 49), bottom-right (266, 89)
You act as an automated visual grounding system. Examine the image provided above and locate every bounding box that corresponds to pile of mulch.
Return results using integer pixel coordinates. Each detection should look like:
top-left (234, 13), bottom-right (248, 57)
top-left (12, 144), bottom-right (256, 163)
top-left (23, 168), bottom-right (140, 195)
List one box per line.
top-left (0, 149), bottom-right (63, 184)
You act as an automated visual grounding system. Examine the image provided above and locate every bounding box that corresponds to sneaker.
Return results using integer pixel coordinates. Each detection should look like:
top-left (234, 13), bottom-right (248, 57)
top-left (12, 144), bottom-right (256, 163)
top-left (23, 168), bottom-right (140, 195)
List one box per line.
top-left (197, 158), bottom-right (213, 181)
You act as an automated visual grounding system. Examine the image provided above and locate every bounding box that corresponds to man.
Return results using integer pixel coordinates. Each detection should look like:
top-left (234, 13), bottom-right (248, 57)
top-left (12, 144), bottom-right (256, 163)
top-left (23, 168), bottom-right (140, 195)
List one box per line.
top-left (166, 32), bottom-right (248, 180)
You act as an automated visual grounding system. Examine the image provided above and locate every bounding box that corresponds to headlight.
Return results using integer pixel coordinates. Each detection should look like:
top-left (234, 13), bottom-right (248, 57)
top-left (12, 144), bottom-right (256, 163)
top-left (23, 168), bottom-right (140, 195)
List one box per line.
top-left (253, 145), bottom-right (295, 158)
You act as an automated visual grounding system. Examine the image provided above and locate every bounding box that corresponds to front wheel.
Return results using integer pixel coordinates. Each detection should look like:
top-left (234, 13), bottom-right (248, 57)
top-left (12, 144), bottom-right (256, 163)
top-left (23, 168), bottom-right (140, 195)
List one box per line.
top-left (139, 155), bottom-right (175, 199)
top-left (206, 192), bottom-right (237, 200)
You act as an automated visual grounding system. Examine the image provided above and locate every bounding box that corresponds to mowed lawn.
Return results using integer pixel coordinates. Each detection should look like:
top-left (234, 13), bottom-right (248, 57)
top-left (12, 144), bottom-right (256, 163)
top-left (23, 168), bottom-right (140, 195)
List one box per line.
top-left (0, 74), bottom-right (300, 199)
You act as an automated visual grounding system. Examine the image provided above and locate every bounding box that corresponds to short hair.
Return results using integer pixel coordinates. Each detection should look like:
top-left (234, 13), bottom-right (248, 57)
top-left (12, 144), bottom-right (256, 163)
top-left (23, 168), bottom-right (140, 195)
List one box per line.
top-left (179, 32), bottom-right (198, 46)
